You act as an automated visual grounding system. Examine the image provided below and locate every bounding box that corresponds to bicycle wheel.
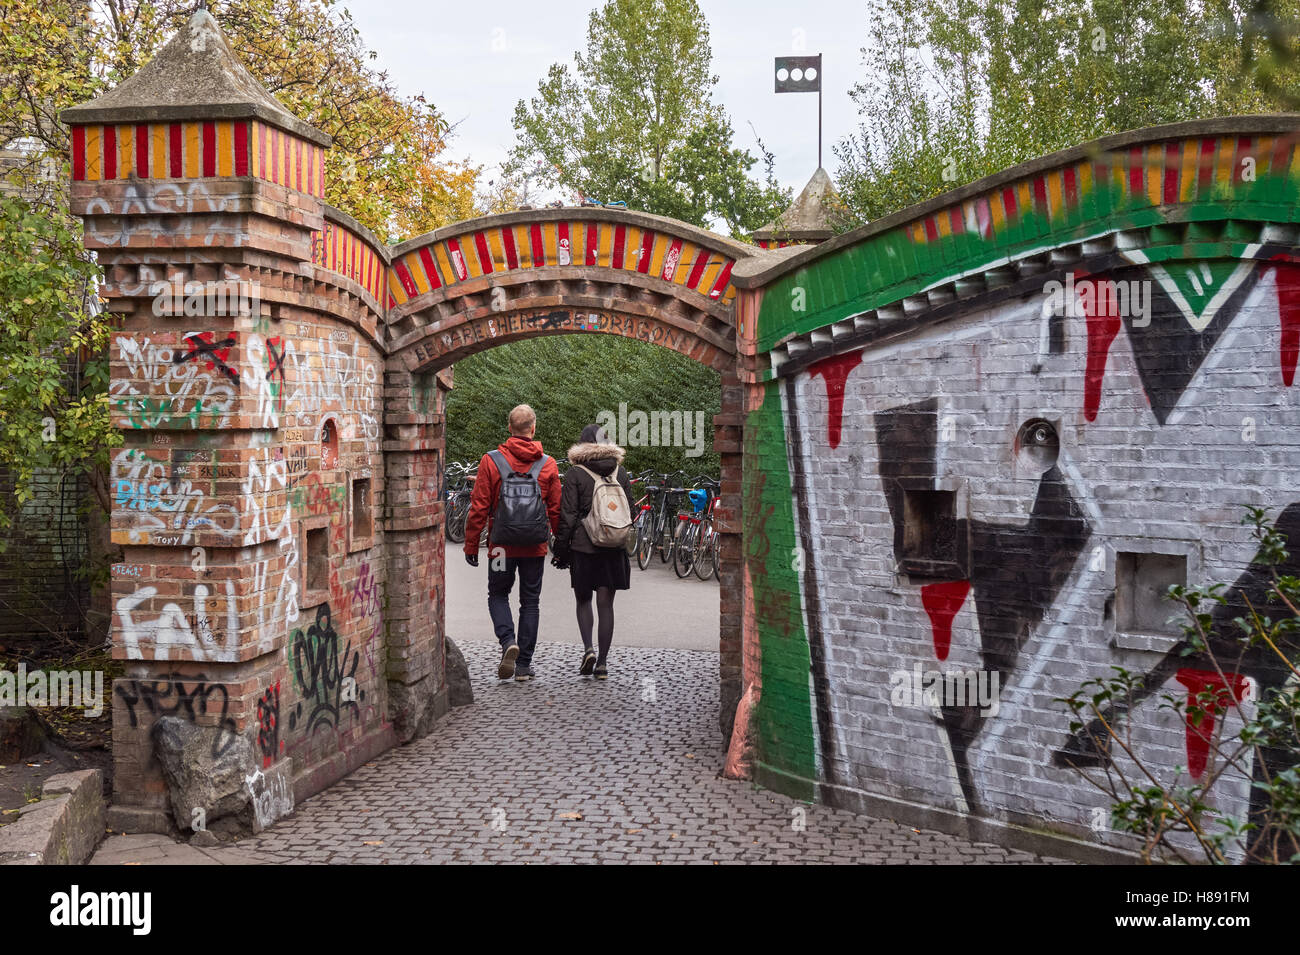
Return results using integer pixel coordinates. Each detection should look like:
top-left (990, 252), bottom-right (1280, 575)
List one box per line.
top-left (710, 527), bottom-right (721, 580)
top-left (635, 511), bottom-right (654, 570)
top-left (445, 497), bottom-right (466, 542)
top-left (658, 512), bottom-right (677, 564)
top-left (674, 521), bottom-right (697, 578)
top-left (694, 523), bottom-right (715, 580)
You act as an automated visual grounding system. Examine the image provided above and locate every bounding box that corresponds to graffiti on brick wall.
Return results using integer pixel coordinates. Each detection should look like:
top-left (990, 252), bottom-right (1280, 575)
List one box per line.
top-left (242, 446), bottom-right (300, 654)
top-left (112, 447), bottom-right (240, 544)
top-left (288, 604), bottom-right (361, 739)
top-left (245, 766), bottom-right (294, 830)
top-left (1054, 502), bottom-right (1300, 855)
top-left (256, 681), bottom-right (282, 767)
top-left (280, 336), bottom-right (380, 441)
top-left (112, 334), bottom-right (237, 430)
top-left (115, 578), bottom-right (239, 662)
top-left (768, 256), bottom-right (1296, 846)
top-left (246, 333), bottom-right (287, 428)
top-left (114, 673), bottom-right (238, 758)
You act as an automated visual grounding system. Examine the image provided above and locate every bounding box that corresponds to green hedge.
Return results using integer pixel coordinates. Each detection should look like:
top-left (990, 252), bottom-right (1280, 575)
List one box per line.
top-left (446, 335), bottom-right (720, 479)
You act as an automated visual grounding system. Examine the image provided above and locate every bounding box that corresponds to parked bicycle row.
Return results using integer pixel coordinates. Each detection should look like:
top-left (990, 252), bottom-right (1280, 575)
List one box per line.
top-left (444, 459), bottom-right (720, 581)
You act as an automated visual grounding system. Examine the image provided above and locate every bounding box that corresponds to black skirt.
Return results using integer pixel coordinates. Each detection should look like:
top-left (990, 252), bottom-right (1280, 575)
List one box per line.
top-left (568, 548), bottom-right (631, 595)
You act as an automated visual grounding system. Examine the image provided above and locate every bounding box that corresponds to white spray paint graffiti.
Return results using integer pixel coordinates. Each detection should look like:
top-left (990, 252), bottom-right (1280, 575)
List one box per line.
top-left (242, 446), bottom-right (300, 654)
top-left (112, 334), bottom-right (236, 430)
top-left (244, 767), bottom-right (294, 831)
top-left (116, 579), bottom-right (239, 662)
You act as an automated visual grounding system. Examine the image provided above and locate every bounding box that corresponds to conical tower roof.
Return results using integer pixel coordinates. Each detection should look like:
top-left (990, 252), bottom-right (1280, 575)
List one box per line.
top-left (754, 167), bottom-right (837, 245)
top-left (62, 9), bottom-right (330, 147)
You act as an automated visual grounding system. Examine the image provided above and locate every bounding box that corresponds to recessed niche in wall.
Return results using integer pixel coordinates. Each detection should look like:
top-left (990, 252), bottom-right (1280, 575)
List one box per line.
top-left (901, 488), bottom-right (967, 578)
top-left (305, 525), bottom-right (329, 594)
top-left (1116, 551), bottom-right (1187, 635)
top-left (320, 418), bottom-right (339, 470)
top-left (349, 475), bottom-right (373, 552)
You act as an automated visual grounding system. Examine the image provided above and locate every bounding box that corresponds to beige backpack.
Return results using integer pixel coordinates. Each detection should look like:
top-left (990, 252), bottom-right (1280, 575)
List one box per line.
top-left (577, 465), bottom-right (633, 548)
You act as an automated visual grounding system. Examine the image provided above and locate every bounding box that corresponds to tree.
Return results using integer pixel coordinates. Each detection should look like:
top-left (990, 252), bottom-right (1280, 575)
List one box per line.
top-left (833, 0), bottom-right (1300, 229)
top-left (0, 195), bottom-right (116, 541)
top-left (0, 0), bottom-right (479, 239)
top-left (509, 0), bottom-right (788, 236)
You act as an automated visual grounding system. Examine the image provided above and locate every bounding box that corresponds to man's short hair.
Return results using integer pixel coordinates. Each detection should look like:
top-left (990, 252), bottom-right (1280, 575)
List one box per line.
top-left (508, 404), bottom-right (537, 435)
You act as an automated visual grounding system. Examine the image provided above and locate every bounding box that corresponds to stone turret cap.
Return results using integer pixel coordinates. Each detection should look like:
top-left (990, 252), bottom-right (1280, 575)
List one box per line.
top-left (61, 9), bottom-right (331, 148)
top-left (753, 166), bottom-right (837, 243)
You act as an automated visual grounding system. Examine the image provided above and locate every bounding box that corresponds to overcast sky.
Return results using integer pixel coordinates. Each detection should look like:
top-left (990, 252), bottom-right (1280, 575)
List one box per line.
top-left (347, 0), bottom-right (872, 198)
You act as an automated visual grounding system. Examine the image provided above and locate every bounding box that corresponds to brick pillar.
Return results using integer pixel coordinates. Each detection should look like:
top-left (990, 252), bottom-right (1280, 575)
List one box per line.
top-left (61, 9), bottom-right (400, 832)
top-left (381, 365), bottom-right (450, 739)
top-left (715, 365), bottom-right (745, 740)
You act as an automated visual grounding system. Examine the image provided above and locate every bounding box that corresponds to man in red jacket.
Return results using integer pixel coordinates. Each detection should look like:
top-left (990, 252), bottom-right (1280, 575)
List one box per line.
top-left (463, 404), bottom-right (561, 682)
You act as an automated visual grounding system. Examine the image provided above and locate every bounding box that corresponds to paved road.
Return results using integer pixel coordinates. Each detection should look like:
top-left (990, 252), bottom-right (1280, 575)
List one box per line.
top-left (444, 542), bottom-right (720, 655)
top-left (94, 642), bottom-right (1066, 864)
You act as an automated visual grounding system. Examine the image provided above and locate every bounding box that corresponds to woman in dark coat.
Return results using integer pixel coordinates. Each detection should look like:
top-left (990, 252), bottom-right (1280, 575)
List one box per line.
top-left (551, 424), bottom-right (634, 679)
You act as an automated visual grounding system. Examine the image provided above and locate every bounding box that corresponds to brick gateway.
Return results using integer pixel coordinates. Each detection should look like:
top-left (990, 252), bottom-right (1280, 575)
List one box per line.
top-left (63, 11), bottom-right (1300, 860)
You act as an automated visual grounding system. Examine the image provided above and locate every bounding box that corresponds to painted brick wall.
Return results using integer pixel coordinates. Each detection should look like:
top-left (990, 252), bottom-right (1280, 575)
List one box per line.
top-left (759, 257), bottom-right (1299, 855)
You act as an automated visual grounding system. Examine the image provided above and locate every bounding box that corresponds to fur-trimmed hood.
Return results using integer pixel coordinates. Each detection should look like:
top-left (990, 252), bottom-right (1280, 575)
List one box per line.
top-left (566, 441), bottom-right (626, 466)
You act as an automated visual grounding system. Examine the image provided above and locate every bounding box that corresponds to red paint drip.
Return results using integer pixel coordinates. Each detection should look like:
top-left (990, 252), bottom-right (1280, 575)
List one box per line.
top-left (921, 580), bottom-right (970, 661)
top-left (1079, 269), bottom-right (1122, 421)
top-left (1276, 263), bottom-right (1300, 386)
top-left (807, 350), bottom-right (863, 449)
top-left (1175, 669), bottom-right (1249, 780)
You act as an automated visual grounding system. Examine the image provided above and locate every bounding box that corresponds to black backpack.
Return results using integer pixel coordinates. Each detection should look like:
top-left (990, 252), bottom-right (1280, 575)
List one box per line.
top-left (487, 451), bottom-right (550, 546)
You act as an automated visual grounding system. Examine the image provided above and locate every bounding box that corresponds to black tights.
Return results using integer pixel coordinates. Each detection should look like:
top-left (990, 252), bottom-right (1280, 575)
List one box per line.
top-left (576, 587), bottom-right (616, 663)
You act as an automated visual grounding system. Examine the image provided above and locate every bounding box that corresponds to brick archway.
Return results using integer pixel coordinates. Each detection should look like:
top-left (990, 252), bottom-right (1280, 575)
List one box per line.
top-left (380, 209), bottom-right (755, 758)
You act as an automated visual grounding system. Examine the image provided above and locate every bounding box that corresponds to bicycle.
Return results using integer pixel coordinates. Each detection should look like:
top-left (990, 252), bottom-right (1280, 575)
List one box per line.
top-left (443, 460), bottom-right (476, 543)
top-left (632, 469), bottom-right (689, 570)
top-left (673, 476), bottom-right (720, 579)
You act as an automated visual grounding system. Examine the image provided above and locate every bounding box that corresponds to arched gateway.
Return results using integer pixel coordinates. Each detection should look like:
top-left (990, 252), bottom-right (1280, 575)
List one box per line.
top-left (64, 11), bottom-right (1300, 861)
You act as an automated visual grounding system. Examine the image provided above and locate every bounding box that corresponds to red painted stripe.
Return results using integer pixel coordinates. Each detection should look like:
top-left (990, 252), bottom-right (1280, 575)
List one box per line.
top-left (1235, 136), bottom-right (1253, 183)
top-left (169, 123), bottom-right (183, 177)
top-left (103, 125), bottom-right (117, 179)
top-left (234, 121), bottom-right (249, 177)
top-left (418, 246), bottom-right (441, 290)
top-left (394, 258), bottom-right (418, 297)
top-left (923, 216), bottom-right (939, 242)
top-left (1128, 147), bottom-right (1144, 197)
top-left (1032, 175), bottom-right (1048, 213)
top-left (331, 222), bottom-right (338, 268)
top-left (502, 226), bottom-right (519, 269)
top-left (295, 137), bottom-right (303, 191)
top-left (529, 223), bottom-right (544, 267)
top-left (1198, 137), bottom-right (1216, 191)
top-left (317, 148), bottom-right (324, 195)
top-left (685, 249), bottom-right (709, 289)
top-left (611, 225), bottom-right (626, 268)
top-left (135, 125), bottom-right (149, 177)
top-left (1001, 186), bottom-right (1018, 220)
top-left (1063, 165), bottom-right (1078, 206)
top-left (448, 237), bottom-right (468, 280)
top-left (947, 207), bottom-right (964, 235)
top-left (1160, 143), bottom-right (1178, 204)
top-left (707, 260), bottom-right (734, 299)
top-left (474, 231), bottom-right (494, 274)
top-left (557, 221), bottom-right (570, 264)
top-left (637, 230), bottom-right (654, 273)
top-left (71, 126), bottom-right (85, 180)
top-left (202, 121), bottom-right (216, 177)
top-left (661, 237), bottom-right (683, 281)
top-left (585, 224), bottom-right (598, 266)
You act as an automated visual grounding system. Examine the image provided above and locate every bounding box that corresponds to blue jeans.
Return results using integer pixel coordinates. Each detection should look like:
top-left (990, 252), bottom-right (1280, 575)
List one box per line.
top-left (487, 556), bottom-right (544, 666)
